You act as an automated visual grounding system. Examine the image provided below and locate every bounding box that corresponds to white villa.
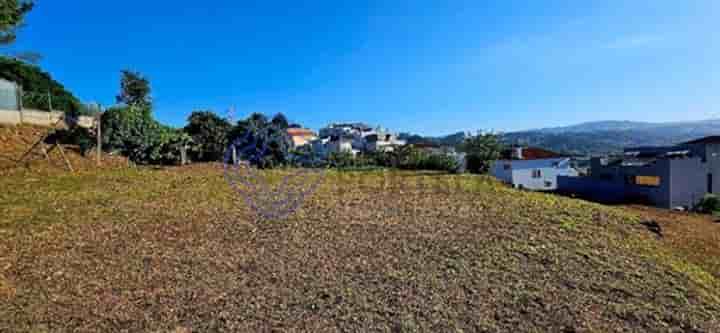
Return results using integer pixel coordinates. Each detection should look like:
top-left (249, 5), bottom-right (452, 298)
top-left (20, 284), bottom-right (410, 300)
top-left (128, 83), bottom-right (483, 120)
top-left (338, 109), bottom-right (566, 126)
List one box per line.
top-left (490, 147), bottom-right (578, 191)
top-left (312, 122), bottom-right (406, 156)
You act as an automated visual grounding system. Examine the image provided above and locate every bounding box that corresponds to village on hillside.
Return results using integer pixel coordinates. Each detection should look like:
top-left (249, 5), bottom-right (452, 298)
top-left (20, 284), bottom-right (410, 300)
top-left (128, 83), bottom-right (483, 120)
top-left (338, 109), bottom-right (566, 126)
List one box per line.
top-left (3, 70), bottom-right (720, 213)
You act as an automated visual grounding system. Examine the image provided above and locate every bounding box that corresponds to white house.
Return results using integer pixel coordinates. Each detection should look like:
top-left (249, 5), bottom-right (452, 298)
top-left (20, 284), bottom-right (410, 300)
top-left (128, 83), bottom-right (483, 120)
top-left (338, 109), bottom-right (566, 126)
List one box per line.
top-left (315, 122), bottom-right (406, 155)
top-left (490, 147), bottom-right (578, 191)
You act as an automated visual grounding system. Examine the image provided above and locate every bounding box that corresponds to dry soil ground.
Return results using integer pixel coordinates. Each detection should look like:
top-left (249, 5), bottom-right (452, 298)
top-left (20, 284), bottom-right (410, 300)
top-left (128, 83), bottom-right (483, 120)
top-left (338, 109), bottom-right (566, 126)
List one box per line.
top-left (1, 164), bottom-right (720, 332)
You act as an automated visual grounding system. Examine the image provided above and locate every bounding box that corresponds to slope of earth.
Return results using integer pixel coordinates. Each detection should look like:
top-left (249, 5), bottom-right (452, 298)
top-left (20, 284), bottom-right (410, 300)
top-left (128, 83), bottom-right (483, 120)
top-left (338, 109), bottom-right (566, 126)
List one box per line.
top-left (626, 205), bottom-right (720, 283)
top-left (0, 124), bottom-right (127, 176)
top-left (1, 165), bottom-right (719, 332)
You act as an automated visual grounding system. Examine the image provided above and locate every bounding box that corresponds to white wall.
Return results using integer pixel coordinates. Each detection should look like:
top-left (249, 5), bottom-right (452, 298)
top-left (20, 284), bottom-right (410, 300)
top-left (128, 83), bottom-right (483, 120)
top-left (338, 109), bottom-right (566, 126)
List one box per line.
top-left (494, 158), bottom-right (578, 191)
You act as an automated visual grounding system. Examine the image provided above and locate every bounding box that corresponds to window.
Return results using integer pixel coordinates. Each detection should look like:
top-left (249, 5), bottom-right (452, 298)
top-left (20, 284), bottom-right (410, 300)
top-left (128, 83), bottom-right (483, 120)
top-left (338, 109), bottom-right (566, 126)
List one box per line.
top-left (635, 176), bottom-right (661, 187)
top-left (544, 181), bottom-right (553, 187)
top-left (532, 169), bottom-right (542, 178)
top-left (709, 174), bottom-right (713, 193)
top-left (503, 164), bottom-right (511, 170)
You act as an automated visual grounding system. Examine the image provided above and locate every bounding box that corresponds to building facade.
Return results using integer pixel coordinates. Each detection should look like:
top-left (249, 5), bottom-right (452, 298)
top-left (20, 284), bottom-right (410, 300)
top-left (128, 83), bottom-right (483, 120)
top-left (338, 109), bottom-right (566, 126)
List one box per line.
top-left (558, 137), bottom-right (720, 209)
top-left (490, 147), bottom-right (579, 191)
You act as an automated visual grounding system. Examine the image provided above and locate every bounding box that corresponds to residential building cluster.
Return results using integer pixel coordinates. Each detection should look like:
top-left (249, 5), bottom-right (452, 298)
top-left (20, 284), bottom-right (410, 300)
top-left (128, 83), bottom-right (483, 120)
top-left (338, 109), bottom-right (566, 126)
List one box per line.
top-left (490, 136), bottom-right (720, 210)
top-left (287, 122), bottom-right (407, 157)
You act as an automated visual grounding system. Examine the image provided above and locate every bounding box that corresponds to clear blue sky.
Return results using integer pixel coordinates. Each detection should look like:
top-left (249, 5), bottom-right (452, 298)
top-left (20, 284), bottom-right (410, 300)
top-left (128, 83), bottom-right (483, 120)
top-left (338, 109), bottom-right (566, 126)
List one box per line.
top-left (6, 1), bottom-right (720, 135)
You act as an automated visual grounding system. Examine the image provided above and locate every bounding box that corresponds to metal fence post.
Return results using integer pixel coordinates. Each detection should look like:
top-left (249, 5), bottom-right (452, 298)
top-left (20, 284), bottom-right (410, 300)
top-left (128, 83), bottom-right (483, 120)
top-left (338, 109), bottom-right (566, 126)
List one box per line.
top-left (17, 85), bottom-right (24, 124)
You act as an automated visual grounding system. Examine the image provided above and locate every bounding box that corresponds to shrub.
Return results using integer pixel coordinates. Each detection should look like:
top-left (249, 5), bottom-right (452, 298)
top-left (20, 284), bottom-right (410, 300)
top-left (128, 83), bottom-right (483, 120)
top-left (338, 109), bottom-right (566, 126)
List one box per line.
top-left (392, 146), bottom-right (459, 172)
top-left (101, 105), bottom-right (191, 165)
top-left (695, 194), bottom-right (720, 214)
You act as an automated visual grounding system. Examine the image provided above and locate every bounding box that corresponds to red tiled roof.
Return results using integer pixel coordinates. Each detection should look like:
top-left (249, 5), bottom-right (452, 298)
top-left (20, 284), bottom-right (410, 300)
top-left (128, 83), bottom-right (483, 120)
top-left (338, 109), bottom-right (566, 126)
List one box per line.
top-left (501, 147), bottom-right (567, 160)
top-left (286, 128), bottom-right (316, 136)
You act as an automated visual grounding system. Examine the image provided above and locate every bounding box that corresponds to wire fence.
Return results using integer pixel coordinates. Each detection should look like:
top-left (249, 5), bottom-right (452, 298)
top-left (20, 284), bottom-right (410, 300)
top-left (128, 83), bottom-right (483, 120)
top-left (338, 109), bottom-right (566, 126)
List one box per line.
top-left (0, 78), bottom-right (20, 110)
top-left (0, 79), bottom-right (101, 129)
top-left (0, 78), bottom-right (102, 116)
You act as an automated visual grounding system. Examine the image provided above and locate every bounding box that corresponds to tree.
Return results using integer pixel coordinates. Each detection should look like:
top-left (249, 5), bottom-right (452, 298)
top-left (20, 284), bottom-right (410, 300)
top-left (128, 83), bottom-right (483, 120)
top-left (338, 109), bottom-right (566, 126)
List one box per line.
top-left (101, 105), bottom-right (190, 165)
top-left (271, 113), bottom-right (289, 129)
top-left (184, 111), bottom-right (232, 162)
top-left (116, 70), bottom-right (151, 108)
top-left (228, 113), bottom-right (292, 168)
top-left (0, 0), bottom-right (33, 45)
top-left (461, 132), bottom-right (504, 174)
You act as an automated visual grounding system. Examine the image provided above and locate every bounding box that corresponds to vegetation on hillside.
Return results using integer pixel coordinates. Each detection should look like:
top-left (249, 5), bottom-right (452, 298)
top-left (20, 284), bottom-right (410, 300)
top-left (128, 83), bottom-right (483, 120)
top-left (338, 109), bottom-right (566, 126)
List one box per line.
top-left (0, 57), bottom-right (81, 112)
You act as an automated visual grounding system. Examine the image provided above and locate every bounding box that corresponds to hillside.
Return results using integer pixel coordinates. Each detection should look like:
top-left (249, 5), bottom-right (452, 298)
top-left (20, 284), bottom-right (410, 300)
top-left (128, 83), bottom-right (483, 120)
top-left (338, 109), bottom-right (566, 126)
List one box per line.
top-left (0, 57), bottom-right (82, 113)
top-left (503, 119), bottom-right (720, 156)
top-left (400, 120), bottom-right (720, 156)
top-left (0, 124), bottom-right (127, 175)
top-left (399, 131), bottom-right (467, 147)
top-left (1, 166), bottom-right (719, 331)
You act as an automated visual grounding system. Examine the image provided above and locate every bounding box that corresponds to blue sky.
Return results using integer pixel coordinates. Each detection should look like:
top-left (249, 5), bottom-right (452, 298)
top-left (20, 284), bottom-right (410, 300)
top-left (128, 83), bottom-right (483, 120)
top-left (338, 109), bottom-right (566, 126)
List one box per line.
top-left (6, 1), bottom-right (720, 135)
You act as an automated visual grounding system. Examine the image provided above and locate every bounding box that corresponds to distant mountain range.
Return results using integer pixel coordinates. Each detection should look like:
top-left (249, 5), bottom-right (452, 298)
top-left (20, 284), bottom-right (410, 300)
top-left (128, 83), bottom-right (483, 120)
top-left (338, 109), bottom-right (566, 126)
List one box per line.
top-left (401, 119), bottom-right (720, 156)
top-left (504, 120), bottom-right (720, 156)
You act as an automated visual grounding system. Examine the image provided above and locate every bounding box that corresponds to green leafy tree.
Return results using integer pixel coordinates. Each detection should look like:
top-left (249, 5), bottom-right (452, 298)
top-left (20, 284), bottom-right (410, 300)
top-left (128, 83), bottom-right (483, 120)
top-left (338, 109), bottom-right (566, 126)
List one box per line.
top-left (183, 111), bottom-right (232, 162)
top-left (116, 70), bottom-right (151, 109)
top-left (461, 132), bottom-right (504, 174)
top-left (228, 112), bottom-right (292, 168)
top-left (100, 71), bottom-right (194, 165)
top-left (101, 105), bottom-right (190, 165)
top-left (0, 0), bottom-right (33, 45)
top-left (271, 113), bottom-right (289, 129)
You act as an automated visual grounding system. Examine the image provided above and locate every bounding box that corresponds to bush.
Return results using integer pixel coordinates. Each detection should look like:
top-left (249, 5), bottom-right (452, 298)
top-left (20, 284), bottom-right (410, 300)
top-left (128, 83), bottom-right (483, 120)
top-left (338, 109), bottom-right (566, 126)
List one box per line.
top-left (321, 147), bottom-right (459, 172)
top-left (695, 194), bottom-right (720, 214)
top-left (101, 105), bottom-right (191, 165)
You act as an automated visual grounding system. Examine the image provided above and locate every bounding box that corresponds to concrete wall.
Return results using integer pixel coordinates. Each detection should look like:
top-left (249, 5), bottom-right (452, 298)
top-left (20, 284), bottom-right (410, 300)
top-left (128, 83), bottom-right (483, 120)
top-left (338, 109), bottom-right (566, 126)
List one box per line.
top-left (0, 108), bottom-right (96, 128)
top-left (0, 109), bottom-right (21, 125)
top-left (558, 176), bottom-right (627, 204)
top-left (21, 109), bottom-right (65, 127)
top-left (701, 143), bottom-right (720, 194)
top-left (668, 157), bottom-right (706, 209)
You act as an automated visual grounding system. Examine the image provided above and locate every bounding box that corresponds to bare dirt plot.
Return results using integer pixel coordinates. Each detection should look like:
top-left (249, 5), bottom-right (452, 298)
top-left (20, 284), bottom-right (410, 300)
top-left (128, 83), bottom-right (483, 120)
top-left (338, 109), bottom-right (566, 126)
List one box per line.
top-left (626, 205), bottom-right (720, 279)
top-left (1, 166), bottom-right (719, 332)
